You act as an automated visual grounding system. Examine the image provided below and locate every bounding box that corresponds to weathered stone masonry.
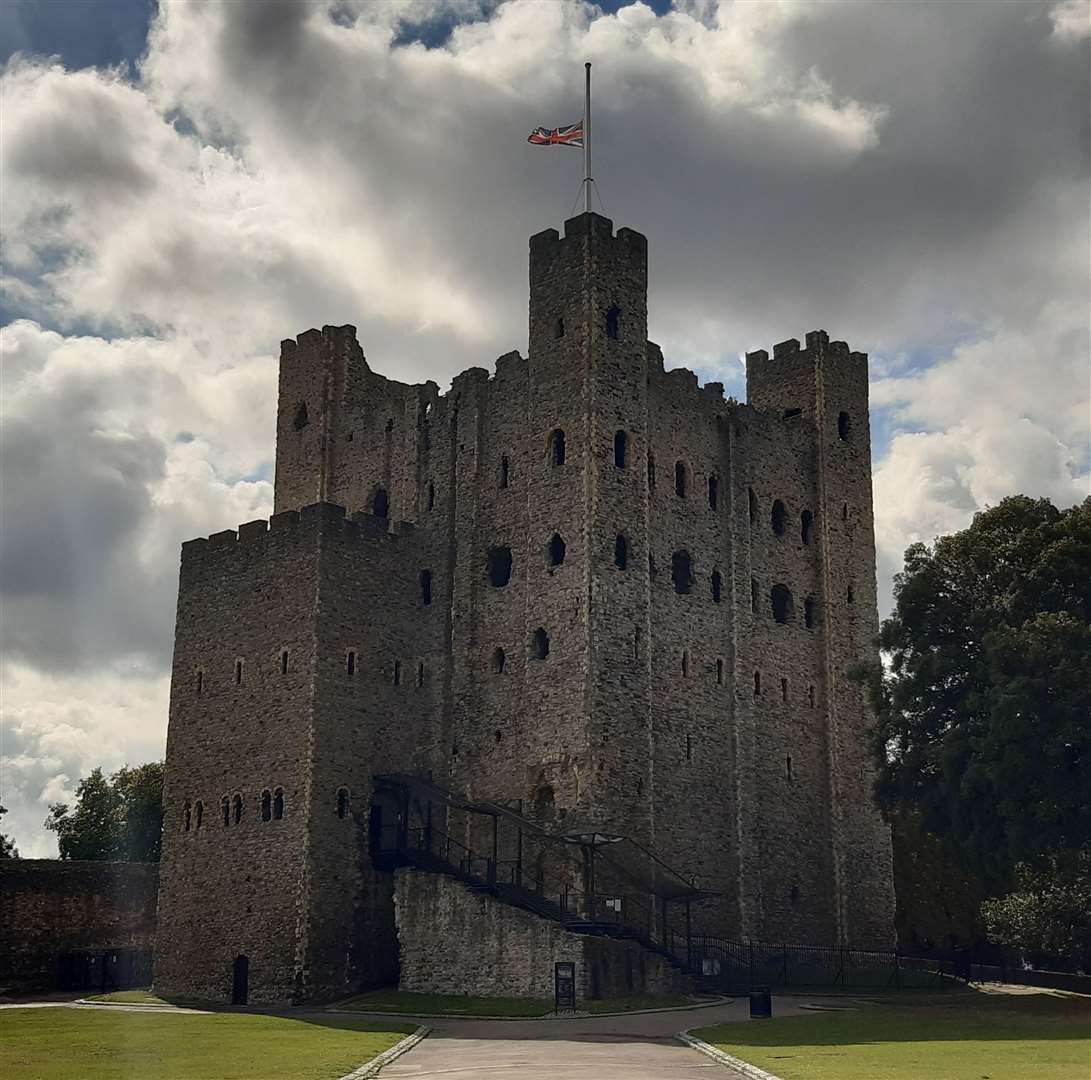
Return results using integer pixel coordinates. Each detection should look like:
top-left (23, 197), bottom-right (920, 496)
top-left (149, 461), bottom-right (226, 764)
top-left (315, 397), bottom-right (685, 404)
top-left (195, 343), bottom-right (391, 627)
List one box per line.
top-left (156, 212), bottom-right (895, 1005)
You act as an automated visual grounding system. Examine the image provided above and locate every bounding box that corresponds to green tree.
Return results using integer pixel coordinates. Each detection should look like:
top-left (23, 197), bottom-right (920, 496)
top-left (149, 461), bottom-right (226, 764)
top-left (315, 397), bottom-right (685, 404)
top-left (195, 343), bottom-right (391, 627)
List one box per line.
top-left (0, 804), bottom-right (18, 859)
top-left (871, 495), bottom-right (1091, 890)
top-left (44, 762), bottom-right (164, 861)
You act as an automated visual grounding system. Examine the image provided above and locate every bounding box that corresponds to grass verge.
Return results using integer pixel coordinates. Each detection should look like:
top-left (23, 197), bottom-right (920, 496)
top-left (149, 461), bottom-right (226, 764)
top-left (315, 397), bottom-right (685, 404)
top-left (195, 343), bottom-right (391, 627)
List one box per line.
top-left (0, 1006), bottom-right (415, 1080)
top-left (338, 989), bottom-right (698, 1016)
top-left (83, 989), bottom-right (172, 1005)
top-left (692, 987), bottom-right (1091, 1080)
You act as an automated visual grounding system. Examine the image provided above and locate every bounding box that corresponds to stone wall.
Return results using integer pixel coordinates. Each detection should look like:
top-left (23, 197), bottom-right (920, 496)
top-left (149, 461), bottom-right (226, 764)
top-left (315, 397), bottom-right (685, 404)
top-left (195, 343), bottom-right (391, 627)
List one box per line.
top-left (0, 860), bottom-right (158, 993)
top-left (394, 869), bottom-right (686, 1001)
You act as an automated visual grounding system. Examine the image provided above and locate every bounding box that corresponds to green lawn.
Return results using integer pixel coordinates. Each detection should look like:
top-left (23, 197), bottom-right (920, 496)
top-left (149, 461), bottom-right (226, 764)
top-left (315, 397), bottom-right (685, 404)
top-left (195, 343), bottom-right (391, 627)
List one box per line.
top-left (692, 988), bottom-right (1091, 1080)
top-left (338, 988), bottom-right (697, 1016)
top-left (0, 1007), bottom-right (415, 1080)
top-left (83, 990), bottom-right (172, 1005)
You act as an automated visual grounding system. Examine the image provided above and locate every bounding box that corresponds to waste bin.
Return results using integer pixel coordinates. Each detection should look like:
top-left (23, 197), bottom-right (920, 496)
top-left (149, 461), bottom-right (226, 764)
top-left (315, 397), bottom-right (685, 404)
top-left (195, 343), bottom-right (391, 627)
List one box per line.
top-left (749, 985), bottom-right (772, 1018)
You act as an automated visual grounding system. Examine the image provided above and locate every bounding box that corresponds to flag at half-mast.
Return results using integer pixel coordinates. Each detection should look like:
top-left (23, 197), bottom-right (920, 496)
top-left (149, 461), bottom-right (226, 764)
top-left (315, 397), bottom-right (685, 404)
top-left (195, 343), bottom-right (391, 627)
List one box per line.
top-left (527, 120), bottom-right (584, 148)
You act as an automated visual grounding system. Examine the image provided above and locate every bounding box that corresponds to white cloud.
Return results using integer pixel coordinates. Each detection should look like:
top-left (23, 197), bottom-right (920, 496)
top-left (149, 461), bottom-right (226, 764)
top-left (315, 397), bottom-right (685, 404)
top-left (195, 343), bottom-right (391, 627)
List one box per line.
top-left (1050, 0), bottom-right (1090, 43)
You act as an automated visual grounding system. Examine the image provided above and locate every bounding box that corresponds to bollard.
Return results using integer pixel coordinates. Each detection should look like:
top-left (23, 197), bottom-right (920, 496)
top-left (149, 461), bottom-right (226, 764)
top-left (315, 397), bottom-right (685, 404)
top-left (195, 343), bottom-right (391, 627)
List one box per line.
top-left (749, 985), bottom-right (772, 1019)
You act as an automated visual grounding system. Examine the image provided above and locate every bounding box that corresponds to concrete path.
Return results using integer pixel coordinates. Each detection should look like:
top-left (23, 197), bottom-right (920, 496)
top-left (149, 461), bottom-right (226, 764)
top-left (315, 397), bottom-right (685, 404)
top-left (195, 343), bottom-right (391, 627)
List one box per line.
top-left (377, 997), bottom-right (812, 1079)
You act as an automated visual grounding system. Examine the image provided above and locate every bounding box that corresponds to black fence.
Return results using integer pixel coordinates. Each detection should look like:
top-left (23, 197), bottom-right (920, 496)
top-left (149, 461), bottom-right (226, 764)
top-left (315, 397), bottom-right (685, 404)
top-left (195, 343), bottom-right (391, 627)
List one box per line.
top-left (57, 949), bottom-right (153, 993)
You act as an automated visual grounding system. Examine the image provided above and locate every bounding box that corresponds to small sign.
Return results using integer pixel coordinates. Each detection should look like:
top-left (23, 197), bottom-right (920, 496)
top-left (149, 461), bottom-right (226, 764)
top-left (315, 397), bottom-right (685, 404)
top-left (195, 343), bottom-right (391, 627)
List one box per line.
top-left (554, 961), bottom-right (576, 1010)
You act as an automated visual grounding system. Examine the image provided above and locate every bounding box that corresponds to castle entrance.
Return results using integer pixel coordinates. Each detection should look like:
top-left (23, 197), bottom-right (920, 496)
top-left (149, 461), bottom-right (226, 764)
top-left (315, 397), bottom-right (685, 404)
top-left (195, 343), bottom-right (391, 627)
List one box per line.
top-left (231, 954), bottom-right (249, 1005)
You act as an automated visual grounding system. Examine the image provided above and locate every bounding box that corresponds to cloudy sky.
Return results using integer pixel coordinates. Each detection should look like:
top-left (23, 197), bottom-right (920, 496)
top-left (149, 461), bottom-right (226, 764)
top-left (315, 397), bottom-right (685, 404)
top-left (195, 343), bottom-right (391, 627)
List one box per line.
top-left (2, 0), bottom-right (1088, 857)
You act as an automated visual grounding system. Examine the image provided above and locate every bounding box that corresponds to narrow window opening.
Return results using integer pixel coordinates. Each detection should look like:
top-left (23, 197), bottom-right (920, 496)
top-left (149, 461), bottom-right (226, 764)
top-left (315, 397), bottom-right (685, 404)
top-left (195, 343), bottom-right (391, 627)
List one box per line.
top-left (649, 552), bottom-right (657, 577)
top-left (771, 584), bottom-right (793, 624)
top-left (533, 627), bottom-right (550, 660)
top-left (420, 569), bottom-right (433, 605)
top-left (385, 417), bottom-right (394, 433)
top-left (426, 482), bottom-right (435, 511)
top-left (614, 430), bottom-right (628, 468)
top-left (273, 788), bottom-right (284, 820)
top-left (711, 571), bottom-right (722, 603)
top-left (346, 431), bottom-right (353, 442)
top-left (261, 789), bottom-right (271, 823)
top-left (494, 729), bottom-right (502, 744)
top-left (347, 651), bottom-right (356, 675)
top-left (708, 475), bottom-right (719, 510)
top-left (534, 785), bottom-right (555, 818)
top-left (685, 734), bottom-right (692, 762)
top-left (847, 584), bottom-right (855, 604)
top-left (492, 647), bottom-right (506, 674)
top-left (783, 407), bottom-right (803, 420)
top-left (681, 650), bottom-right (689, 676)
top-left (293, 402), bottom-right (309, 431)
top-left (233, 794), bottom-right (243, 825)
top-left (487, 545), bottom-right (513, 586)
top-left (647, 453), bottom-right (656, 489)
top-left (801, 510), bottom-right (814, 545)
top-left (336, 788), bottom-right (349, 820)
top-left (633, 625), bottom-right (642, 659)
top-left (804, 597), bottom-right (816, 628)
top-left (671, 550), bottom-right (693, 595)
top-left (606, 305), bottom-right (620, 340)
top-left (716, 658), bottom-right (724, 685)
top-left (842, 502), bottom-right (849, 521)
top-left (280, 650), bottom-right (289, 675)
top-left (221, 796), bottom-right (230, 827)
top-left (748, 487), bottom-right (758, 525)
top-left (499, 455), bottom-right (510, 489)
top-left (393, 660), bottom-right (401, 686)
top-left (372, 488), bottom-right (389, 518)
top-left (183, 802), bottom-right (191, 832)
top-left (781, 678), bottom-right (789, 702)
top-left (786, 754), bottom-right (794, 782)
top-left (614, 534), bottom-right (629, 570)
top-left (417, 661), bottom-right (425, 687)
top-left (195, 800), bottom-right (203, 829)
top-left (751, 578), bottom-right (759, 614)
top-left (754, 671), bottom-right (761, 697)
top-left (550, 428), bottom-right (566, 467)
top-left (674, 461), bottom-right (686, 497)
top-left (555, 317), bottom-right (565, 339)
top-left (771, 499), bottom-right (787, 536)
top-left (791, 885), bottom-right (800, 905)
top-left (808, 685), bottom-right (816, 708)
top-left (838, 411), bottom-right (851, 441)
top-left (234, 659), bottom-right (243, 686)
top-left (195, 670), bottom-right (203, 694)
top-left (549, 533), bottom-right (566, 567)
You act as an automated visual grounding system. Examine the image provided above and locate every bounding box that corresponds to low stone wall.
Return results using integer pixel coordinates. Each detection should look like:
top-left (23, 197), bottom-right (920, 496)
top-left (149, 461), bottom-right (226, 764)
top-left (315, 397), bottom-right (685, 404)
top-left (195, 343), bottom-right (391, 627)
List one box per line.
top-left (394, 869), bottom-right (688, 1002)
top-left (0, 860), bottom-right (159, 994)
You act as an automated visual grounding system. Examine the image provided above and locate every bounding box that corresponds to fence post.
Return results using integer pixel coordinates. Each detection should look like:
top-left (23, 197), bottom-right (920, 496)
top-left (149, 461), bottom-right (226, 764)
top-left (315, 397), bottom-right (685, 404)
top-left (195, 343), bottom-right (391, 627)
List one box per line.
top-left (782, 943), bottom-right (789, 987)
top-left (895, 950), bottom-right (901, 991)
top-left (749, 941), bottom-right (754, 988)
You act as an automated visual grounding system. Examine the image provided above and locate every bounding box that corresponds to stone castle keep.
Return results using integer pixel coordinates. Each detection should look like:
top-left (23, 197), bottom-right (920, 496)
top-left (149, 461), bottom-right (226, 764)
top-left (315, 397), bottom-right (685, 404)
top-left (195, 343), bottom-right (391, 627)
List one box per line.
top-left (155, 212), bottom-right (895, 1005)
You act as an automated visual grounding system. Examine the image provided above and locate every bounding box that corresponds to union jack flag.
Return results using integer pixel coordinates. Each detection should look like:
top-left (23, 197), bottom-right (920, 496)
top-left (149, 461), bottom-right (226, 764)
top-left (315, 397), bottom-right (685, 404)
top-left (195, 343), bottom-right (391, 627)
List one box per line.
top-left (527, 121), bottom-right (584, 148)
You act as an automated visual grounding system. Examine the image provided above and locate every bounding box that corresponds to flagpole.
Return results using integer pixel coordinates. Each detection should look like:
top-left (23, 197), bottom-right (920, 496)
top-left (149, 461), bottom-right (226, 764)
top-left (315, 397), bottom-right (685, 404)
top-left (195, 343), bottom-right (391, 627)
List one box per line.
top-left (584, 61), bottom-right (592, 214)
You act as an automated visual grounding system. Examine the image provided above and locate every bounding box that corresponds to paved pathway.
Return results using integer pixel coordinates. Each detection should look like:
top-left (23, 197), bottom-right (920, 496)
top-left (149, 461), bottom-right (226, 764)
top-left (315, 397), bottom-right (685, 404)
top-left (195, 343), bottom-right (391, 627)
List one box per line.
top-left (378, 997), bottom-right (811, 1079)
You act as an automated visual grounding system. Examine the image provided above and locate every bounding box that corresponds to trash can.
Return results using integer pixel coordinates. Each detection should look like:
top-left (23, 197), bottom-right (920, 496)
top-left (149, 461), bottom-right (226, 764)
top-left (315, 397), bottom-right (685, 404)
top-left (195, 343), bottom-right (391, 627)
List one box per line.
top-left (749, 985), bottom-right (772, 1019)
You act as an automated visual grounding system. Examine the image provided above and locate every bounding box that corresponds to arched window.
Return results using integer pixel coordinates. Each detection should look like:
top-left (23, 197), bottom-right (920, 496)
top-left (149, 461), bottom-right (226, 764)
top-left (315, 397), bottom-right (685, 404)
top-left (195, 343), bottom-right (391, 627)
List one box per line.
top-left (336, 787), bottom-right (349, 820)
top-left (293, 402), bottom-right (309, 430)
top-left (534, 784), bottom-right (555, 818)
top-left (751, 578), bottom-right (760, 614)
top-left (183, 801), bottom-right (191, 832)
top-left (280, 650), bottom-right (289, 675)
top-left (606, 305), bottom-right (620, 340)
top-left (671, 550), bottom-right (693, 595)
top-left (555, 317), bottom-right (565, 339)
top-left (748, 487), bottom-right (758, 525)
top-left (647, 453), bottom-right (656, 489)
top-left (533, 627), bottom-right (550, 660)
top-left (771, 500), bottom-right (787, 536)
top-left (420, 569), bottom-right (433, 605)
top-left (614, 534), bottom-right (629, 570)
top-left (711, 571), bottom-right (722, 603)
top-left (548, 533), bottom-right (566, 567)
top-left (195, 800), bottom-right (203, 830)
top-left (235, 659), bottom-right (243, 686)
top-left (550, 428), bottom-right (566, 466)
top-left (487, 546), bottom-right (513, 586)
top-left (771, 584), bottom-right (793, 624)
top-left (426, 482), bottom-right (435, 511)
top-left (221, 796), bottom-right (230, 827)
top-left (233, 794), bottom-right (243, 825)
top-left (804, 596), bottom-right (816, 628)
top-left (838, 411), bottom-right (851, 441)
top-left (708, 475), bottom-right (719, 511)
top-left (801, 510), bottom-right (814, 545)
top-left (372, 487), bottom-right (389, 518)
top-left (273, 788), bottom-right (284, 821)
top-left (492, 647), bottom-right (506, 674)
top-left (614, 430), bottom-right (627, 468)
top-left (347, 651), bottom-right (356, 675)
top-left (674, 461), bottom-right (686, 498)
top-left (499, 455), bottom-right (510, 489)
top-left (261, 789), bottom-right (272, 823)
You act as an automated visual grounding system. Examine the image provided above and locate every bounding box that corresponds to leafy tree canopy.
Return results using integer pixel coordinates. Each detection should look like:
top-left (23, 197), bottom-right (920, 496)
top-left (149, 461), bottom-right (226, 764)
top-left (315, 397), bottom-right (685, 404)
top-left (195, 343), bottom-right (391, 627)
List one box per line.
top-left (872, 495), bottom-right (1091, 892)
top-left (44, 762), bottom-right (164, 862)
top-left (0, 804), bottom-right (18, 860)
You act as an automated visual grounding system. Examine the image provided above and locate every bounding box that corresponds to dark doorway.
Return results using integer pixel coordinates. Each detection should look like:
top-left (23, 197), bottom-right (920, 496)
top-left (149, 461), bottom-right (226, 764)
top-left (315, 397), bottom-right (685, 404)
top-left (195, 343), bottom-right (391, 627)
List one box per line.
top-left (369, 803), bottom-right (383, 852)
top-left (231, 954), bottom-right (249, 1005)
